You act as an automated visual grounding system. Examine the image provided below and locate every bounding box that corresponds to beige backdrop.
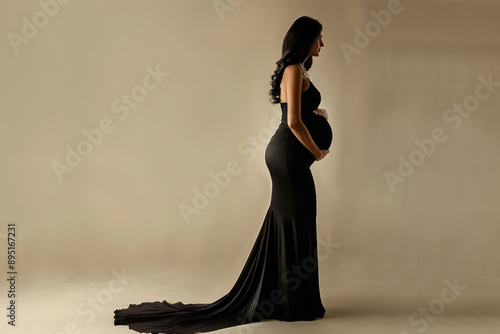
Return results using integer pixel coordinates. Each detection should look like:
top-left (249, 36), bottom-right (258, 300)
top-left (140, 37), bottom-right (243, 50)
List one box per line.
top-left (1, 0), bottom-right (499, 332)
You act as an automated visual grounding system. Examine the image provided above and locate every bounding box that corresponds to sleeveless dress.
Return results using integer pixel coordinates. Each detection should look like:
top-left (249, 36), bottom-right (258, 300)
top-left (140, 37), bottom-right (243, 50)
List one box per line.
top-left (114, 78), bottom-right (333, 333)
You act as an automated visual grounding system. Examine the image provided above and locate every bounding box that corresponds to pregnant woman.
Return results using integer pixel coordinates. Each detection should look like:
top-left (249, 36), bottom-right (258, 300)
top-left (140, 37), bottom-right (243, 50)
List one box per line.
top-left (114, 16), bottom-right (332, 333)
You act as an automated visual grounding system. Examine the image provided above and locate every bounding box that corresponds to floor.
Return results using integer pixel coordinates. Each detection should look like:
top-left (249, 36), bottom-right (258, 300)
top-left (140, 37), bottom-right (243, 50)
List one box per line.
top-left (4, 253), bottom-right (500, 334)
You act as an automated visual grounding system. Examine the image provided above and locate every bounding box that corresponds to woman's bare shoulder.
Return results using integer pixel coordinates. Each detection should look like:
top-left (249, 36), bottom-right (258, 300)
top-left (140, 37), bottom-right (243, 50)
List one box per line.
top-left (283, 64), bottom-right (301, 76)
top-left (282, 64), bottom-right (303, 86)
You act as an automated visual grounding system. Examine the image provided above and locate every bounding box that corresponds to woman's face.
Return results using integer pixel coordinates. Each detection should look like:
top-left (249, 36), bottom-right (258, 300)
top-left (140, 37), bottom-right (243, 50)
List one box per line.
top-left (309, 31), bottom-right (324, 57)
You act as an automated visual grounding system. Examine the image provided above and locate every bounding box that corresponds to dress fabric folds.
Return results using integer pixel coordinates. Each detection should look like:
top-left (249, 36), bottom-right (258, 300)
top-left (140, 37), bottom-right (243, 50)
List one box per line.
top-left (114, 79), bottom-right (332, 333)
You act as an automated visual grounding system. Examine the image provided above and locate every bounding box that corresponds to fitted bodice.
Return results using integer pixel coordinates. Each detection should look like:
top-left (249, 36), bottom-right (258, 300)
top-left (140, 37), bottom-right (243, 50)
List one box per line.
top-left (280, 81), bottom-right (332, 150)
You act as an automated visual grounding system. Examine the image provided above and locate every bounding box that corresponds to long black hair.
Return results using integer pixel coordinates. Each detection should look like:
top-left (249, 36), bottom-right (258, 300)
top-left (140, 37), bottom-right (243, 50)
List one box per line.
top-left (269, 16), bottom-right (323, 104)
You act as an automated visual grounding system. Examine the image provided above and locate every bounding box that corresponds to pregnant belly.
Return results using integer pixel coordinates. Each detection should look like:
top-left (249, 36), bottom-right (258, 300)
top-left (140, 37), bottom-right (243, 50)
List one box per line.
top-left (307, 115), bottom-right (333, 150)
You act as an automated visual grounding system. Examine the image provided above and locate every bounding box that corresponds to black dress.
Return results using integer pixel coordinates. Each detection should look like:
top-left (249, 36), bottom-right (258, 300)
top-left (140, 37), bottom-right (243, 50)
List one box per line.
top-left (114, 78), bottom-right (333, 333)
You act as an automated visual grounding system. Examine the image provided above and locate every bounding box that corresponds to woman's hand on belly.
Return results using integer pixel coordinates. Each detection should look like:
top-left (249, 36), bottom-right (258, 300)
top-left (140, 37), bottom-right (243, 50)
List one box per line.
top-left (313, 108), bottom-right (328, 120)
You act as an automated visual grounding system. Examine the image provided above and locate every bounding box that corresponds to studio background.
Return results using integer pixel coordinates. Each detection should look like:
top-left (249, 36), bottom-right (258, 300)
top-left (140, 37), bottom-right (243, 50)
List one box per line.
top-left (1, 0), bottom-right (499, 333)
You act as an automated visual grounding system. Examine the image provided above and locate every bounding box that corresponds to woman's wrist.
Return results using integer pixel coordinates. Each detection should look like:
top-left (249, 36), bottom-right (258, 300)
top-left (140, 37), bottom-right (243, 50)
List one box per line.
top-left (313, 147), bottom-right (322, 160)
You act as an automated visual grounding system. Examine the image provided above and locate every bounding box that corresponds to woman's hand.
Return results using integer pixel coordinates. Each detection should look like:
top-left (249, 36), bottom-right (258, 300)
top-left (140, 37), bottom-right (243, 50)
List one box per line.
top-left (315, 149), bottom-right (330, 161)
top-left (313, 108), bottom-right (328, 120)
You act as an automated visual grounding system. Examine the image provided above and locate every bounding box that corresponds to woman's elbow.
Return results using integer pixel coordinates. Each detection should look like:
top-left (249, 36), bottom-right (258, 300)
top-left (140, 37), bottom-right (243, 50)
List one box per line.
top-left (287, 119), bottom-right (302, 130)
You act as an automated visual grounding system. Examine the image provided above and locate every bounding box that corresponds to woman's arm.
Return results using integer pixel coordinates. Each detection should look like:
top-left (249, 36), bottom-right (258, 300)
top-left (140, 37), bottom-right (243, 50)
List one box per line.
top-left (283, 64), bottom-right (330, 161)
